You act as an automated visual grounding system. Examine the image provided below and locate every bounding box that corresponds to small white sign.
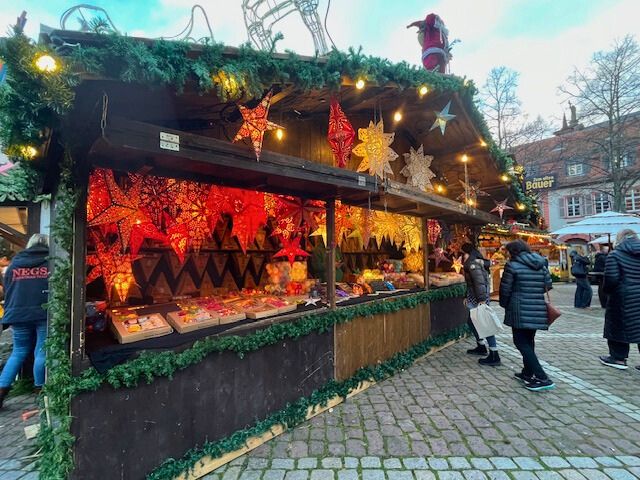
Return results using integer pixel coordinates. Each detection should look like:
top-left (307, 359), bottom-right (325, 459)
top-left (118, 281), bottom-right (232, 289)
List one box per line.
top-left (160, 132), bottom-right (180, 144)
top-left (357, 175), bottom-right (366, 187)
top-left (160, 140), bottom-right (180, 152)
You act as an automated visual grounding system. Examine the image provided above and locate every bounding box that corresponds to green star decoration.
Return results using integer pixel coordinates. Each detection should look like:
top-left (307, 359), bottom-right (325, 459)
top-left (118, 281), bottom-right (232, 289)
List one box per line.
top-left (430, 100), bottom-right (456, 135)
top-left (401, 145), bottom-right (436, 192)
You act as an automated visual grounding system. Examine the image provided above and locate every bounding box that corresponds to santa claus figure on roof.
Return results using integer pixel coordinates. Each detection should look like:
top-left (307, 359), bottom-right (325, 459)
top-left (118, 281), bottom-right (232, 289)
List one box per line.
top-left (407, 13), bottom-right (452, 73)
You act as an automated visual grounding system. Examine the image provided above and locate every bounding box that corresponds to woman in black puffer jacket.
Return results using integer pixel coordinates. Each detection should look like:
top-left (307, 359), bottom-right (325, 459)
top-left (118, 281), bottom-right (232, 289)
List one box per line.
top-left (500, 240), bottom-right (554, 392)
top-left (599, 229), bottom-right (640, 370)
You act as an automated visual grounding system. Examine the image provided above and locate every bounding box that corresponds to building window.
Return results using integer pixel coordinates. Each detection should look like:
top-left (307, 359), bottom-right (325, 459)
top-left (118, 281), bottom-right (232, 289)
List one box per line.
top-left (626, 189), bottom-right (640, 212)
top-left (566, 196), bottom-right (582, 217)
top-left (622, 151), bottom-right (636, 168)
top-left (593, 193), bottom-right (610, 214)
top-left (525, 164), bottom-right (540, 177)
top-left (567, 161), bottom-right (584, 176)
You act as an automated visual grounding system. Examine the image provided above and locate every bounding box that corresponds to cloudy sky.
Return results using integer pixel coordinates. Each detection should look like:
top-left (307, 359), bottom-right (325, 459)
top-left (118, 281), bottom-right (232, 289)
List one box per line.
top-left (3, 0), bottom-right (639, 127)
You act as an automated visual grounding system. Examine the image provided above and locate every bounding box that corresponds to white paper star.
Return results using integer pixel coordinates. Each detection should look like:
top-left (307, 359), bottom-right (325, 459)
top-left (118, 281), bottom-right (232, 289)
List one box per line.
top-left (490, 199), bottom-right (514, 219)
top-left (430, 100), bottom-right (456, 135)
top-left (401, 145), bottom-right (436, 192)
top-left (304, 297), bottom-right (322, 306)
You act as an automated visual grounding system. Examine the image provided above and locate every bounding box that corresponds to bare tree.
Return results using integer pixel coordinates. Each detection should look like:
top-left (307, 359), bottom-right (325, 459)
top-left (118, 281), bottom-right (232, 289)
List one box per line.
top-left (479, 66), bottom-right (522, 150)
top-left (559, 35), bottom-right (640, 212)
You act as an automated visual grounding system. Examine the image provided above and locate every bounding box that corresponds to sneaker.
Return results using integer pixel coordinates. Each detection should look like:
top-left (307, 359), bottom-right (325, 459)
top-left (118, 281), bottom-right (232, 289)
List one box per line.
top-left (524, 378), bottom-right (555, 392)
top-left (599, 355), bottom-right (628, 370)
top-left (514, 371), bottom-right (534, 383)
top-left (467, 344), bottom-right (488, 356)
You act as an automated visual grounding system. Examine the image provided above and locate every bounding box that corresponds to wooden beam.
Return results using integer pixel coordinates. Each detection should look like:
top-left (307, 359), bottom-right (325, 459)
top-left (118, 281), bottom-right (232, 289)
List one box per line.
top-left (0, 222), bottom-right (27, 247)
top-left (270, 85), bottom-right (296, 106)
top-left (421, 217), bottom-right (429, 292)
top-left (326, 199), bottom-right (336, 310)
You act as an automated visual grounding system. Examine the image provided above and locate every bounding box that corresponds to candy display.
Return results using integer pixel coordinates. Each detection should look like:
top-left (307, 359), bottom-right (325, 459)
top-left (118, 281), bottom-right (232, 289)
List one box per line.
top-left (110, 311), bottom-right (173, 344)
top-left (166, 302), bottom-right (221, 333)
top-left (265, 261), bottom-right (314, 296)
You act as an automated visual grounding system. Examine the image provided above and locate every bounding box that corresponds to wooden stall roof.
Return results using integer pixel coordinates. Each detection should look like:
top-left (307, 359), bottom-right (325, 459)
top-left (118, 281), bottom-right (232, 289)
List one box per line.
top-left (44, 29), bottom-right (509, 224)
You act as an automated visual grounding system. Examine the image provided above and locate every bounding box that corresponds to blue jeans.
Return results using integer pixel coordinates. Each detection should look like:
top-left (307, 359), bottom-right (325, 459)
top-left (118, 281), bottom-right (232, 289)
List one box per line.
top-left (467, 317), bottom-right (498, 349)
top-left (0, 322), bottom-right (47, 388)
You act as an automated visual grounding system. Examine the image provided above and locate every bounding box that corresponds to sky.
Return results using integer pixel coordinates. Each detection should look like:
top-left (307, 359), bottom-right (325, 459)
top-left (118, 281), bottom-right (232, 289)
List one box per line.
top-left (2, 0), bottom-right (640, 128)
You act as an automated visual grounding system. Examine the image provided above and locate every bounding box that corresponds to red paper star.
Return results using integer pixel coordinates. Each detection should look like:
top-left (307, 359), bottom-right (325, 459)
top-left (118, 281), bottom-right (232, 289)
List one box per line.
top-left (273, 235), bottom-right (310, 266)
top-left (222, 187), bottom-right (267, 253)
top-left (427, 219), bottom-right (442, 244)
top-left (175, 182), bottom-right (219, 252)
top-left (275, 196), bottom-right (324, 232)
top-left (130, 174), bottom-right (179, 229)
top-left (129, 221), bottom-right (167, 256)
top-left (328, 98), bottom-right (355, 168)
top-left (233, 90), bottom-right (283, 161)
top-left (87, 235), bottom-right (137, 302)
top-left (165, 213), bottom-right (189, 263)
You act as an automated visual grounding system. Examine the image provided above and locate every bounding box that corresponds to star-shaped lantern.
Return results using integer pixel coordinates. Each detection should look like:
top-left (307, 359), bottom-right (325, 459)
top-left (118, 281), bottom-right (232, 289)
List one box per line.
top-left (430, 100), bottom-right (456, 135)
top-left (430, 247), bottom-right (450, 269)
top-left (327, 98), bottom-right (356, 168)
top-left (273, 235), bottom-right (310, 266)
top-left (371, 211), bottom-right (404, 248)
top-left (233, 90), bottom-right (283, 161)
top-left (87, 236), bottom-right (137, 302)
top-left (129, 221), bottom-right (167, 256)
top-left (311, 201), bottom-right (353, 246)
top-left (353, 120), bottom-right (398, 180)
top-left (275, 196), bottom-right (324, 233)
top-left (401, 145), bottom-right (436, 192)
top-left (427, 219), bottom-right (442, 245)
top-left (165, 213), bottom-right (190, 264)
top-left (491, 199), bottom-right (514, 220)
top-left (347, 208), bottom-right (373, 249)
top-left (130, 174), bottom-right (179, 229)
top-left (175, 182), bottom-right (218, 253)
top-left (451, 256), bottom-right (464, 274)
top-left (457, 180), bottom-right (490, 205)
top-left (399, 215), bottom-right (422, 251)
top-left (222, 187), bottom-right (267, 253)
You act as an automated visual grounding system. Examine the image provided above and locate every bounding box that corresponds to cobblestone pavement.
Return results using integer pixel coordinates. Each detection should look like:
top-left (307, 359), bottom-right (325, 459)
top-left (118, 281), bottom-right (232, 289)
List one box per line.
top-left (0, 328), bottom-right (39, 480)
top-left (204, 283), bottom-right (640, 480)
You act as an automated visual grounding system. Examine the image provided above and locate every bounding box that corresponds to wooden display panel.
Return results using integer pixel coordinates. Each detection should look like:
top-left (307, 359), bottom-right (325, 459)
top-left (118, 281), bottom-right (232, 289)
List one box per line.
top-left (334, 302), bottom-right (431, 381)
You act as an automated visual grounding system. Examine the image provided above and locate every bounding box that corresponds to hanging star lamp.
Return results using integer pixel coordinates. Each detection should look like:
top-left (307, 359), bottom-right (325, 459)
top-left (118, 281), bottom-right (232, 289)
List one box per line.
top-left (275, 196), bottom-right (324, 232)
top-left (130, 174), bottom-right (179, 229)
top-left (401, 145), bottom-right (436, 192)
top-left (457, 180), bottom-right (490, 204)
top-left (451, 256), bottom-right (464, 274)
top-left (129, 221), bottom-right (167, 256)
top-left (87, 169), bottom-right (124, 225)
top-left (223, 187), bottom-right (267, 253)
top-left (371, 211), bottom-right (404, 248)
top-left (353, 120), bottom-right (398, 180)
top-left (273, 235), bottom-right (310, 266)
top-left (327, 98), bottom-right (356, 168)
top-left (233, 90), bottom-right (283, 161)
top-left (430, 247), bottom-right (449, 269)
top-left (430, 100), bottom-right (456, 135)
top-left (174, 182), bottom-right (218, 253)
top-left (87, 236), bottom-right (137, 302)
top-left (399, 216), bottom-right (422, 251)
top-left (490, 199), bottom-right (514, 220)
top-left (165, 213), bottom-right (190, 264)
top-left (311, 201), bottom-right (353, 246)
top-left (427, 219), bottom-right (442, 245)
top-left (347, 207), bottom-right (373, 249)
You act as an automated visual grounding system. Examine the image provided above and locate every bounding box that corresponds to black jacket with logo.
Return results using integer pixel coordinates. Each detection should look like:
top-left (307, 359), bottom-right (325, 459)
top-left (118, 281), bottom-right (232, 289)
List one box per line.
top-left (1, 245), bottom-right (49, 325)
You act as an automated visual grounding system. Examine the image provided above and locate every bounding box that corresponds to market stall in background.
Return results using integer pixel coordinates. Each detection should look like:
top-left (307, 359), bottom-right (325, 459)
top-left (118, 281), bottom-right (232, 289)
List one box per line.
top-left (0, 11), bottom-right (537, 479)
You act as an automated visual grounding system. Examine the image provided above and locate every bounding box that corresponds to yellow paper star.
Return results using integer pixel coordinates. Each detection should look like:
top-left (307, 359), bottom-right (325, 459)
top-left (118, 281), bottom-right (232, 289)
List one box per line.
top-left (399, 215), bottom-right (422, 251)
top-left (451, 256), bottom-right (463, 274)
top-left (401, 145), bottom-right (436, 192)
top-left (371, 211), bottom-right (403, 247)
top-left (353, 120), bottom-right (398, 180)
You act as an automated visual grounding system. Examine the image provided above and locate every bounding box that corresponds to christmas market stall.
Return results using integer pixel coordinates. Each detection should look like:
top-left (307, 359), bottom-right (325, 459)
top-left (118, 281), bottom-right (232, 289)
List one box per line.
top-left (0, 23), bottom-right (533, 480)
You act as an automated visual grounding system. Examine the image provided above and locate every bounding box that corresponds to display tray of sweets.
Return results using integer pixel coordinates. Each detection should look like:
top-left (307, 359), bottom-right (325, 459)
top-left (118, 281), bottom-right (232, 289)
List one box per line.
top-left (230, 298), bottom-right (280, 320)
top-left (196, 297), bottom-right (247, 325)
top-left (110, 311), bottom-right (173, 344)
top-left (261, 296), bottom-right (298, 315)
top-left (166, 302), bottom-right (220, 334)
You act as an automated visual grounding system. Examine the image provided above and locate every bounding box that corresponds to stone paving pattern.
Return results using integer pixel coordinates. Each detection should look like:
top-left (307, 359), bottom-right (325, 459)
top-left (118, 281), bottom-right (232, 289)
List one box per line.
top-left (204, 284), bottom-right (640, 479)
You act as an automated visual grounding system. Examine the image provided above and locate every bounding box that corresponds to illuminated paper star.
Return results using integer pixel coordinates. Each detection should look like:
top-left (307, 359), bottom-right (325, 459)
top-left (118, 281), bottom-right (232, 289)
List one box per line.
top-left (87, 236), bottom-right (137, 302)
top-left (490, 199), bottom-right (514, 219)
top-left (165, 214), bottom-right (189, 264)
top-left (175, 182), bottom-right (217, 253)
top-left (129, 221), bottom-right (167, 256)
top-left (273, 235), bottom-right (310, 266)
top-left (457, 180), bottom-right (490, 204)
top-left (223, 187), bottom-right (267, 253)
top-left (276, 196), bottom-right (324, 232)
top-left (327, 98), bottom-right (356, 168)
top-left (399, 216), bottom-right (422, 251)
top-left (347, 208), bottom-right (373, 249)
top-left (429, 100), bottom-right (456, 135)
top-left (371, 211), bottom-right (404, 247)
top-left (427, 219), bottom-right (442, 245)
top-left (451, 256), bottom-right (463, 274)
top-left (312, 201), bottom-right (353, 246)
top-left (353, 120), bottom-right (398, 180)
top-left (233, 90), bottom-right (283, 161)
top-left (430, 247), bottom-right (449, 269)
top-left (130, 174), bottom-right (179, 229)
top-left (0, 161), bottom-right (16, 176)
top-left (401, 145), bottom-right (436, 192)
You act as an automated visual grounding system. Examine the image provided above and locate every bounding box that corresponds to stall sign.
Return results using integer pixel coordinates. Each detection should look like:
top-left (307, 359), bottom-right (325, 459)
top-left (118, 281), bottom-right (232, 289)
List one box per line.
top-left (525, 174), bottom-right (556, 192)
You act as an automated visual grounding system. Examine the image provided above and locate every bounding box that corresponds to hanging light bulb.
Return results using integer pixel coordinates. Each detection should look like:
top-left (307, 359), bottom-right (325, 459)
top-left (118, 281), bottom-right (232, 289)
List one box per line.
top-left (355, 78), bottom-right (365, 90)
top-left (516, 203), bottom-right (526, 211)
top-left (500, 173), bottom-right (510, 182)
top-left (393, 111), bottom-right (403, 122)
top-left (461, 154), bottom-right (469, 163)
top-left (275, 128), bottom-right (284, 141)
top-left (418, 85), bottom-right (429, 97)
top-left (35, 54), bottom-right (58, 73)
top-left (480, 140), bottom-right (487, 147)
top-left (435, 184), bottom-right (445, 194)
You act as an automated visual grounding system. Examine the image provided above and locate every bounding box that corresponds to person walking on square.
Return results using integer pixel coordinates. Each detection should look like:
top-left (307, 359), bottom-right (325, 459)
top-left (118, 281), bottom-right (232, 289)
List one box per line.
top-left (500, 240), bottom-right (555, 391)
top-left (461, 243), bottom-right (500, 366)
top-left (570, 250), bottom-right (592, 308)
top-left (0, 234), bottom-right (49, 409)
top-left (599, 229), bottom-right (640, 370)
top-left (593, 245), bottom-right (609, 308)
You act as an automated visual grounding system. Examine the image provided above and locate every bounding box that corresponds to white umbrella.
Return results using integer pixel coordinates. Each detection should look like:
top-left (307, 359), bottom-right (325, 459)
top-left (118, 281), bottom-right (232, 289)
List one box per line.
top-left (551, 211), bottom-right (640, 237)
top-left (589, 235), bottom-right (613, 245)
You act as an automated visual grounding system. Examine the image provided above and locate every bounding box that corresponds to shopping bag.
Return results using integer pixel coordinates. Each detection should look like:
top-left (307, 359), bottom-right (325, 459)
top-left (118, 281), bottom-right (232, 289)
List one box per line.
top-left (470, 303), bottom-right (505, 339)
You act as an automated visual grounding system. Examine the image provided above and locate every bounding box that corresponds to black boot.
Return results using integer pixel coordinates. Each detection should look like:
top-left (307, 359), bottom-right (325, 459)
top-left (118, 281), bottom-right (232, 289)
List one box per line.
top-left (0, 387), bottom-right (10, 410)
top-left (479, 350), bottom-right (501, 366)
top-left (467, 344), bottom-right (488, 356)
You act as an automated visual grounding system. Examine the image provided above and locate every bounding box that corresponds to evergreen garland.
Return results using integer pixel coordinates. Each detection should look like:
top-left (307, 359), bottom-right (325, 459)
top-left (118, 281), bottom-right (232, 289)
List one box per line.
top-left (147, 323), bottom-right (470, 480)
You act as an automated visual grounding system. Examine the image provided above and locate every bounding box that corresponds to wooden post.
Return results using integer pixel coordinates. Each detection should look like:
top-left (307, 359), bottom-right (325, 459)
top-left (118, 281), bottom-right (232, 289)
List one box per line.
top-left (421, 217), bottom-right (430, 291)
top-left (326, 199), bottom-right (336, 309)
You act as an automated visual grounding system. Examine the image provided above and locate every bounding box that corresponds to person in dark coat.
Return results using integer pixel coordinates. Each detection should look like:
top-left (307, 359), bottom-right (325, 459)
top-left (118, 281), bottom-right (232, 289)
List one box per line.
top-left (461, 243), bottom-right (500, 366)
top-left (500, 240), bottom-right (555, 391)
top-left (593, 245), bottom-right (609, 308)
top-left (599, 229), bottom-right (640, 370)
top-left (0, 234), bottom-right (49, 409)
top-left (570, 250), bottom-right (592, 308)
